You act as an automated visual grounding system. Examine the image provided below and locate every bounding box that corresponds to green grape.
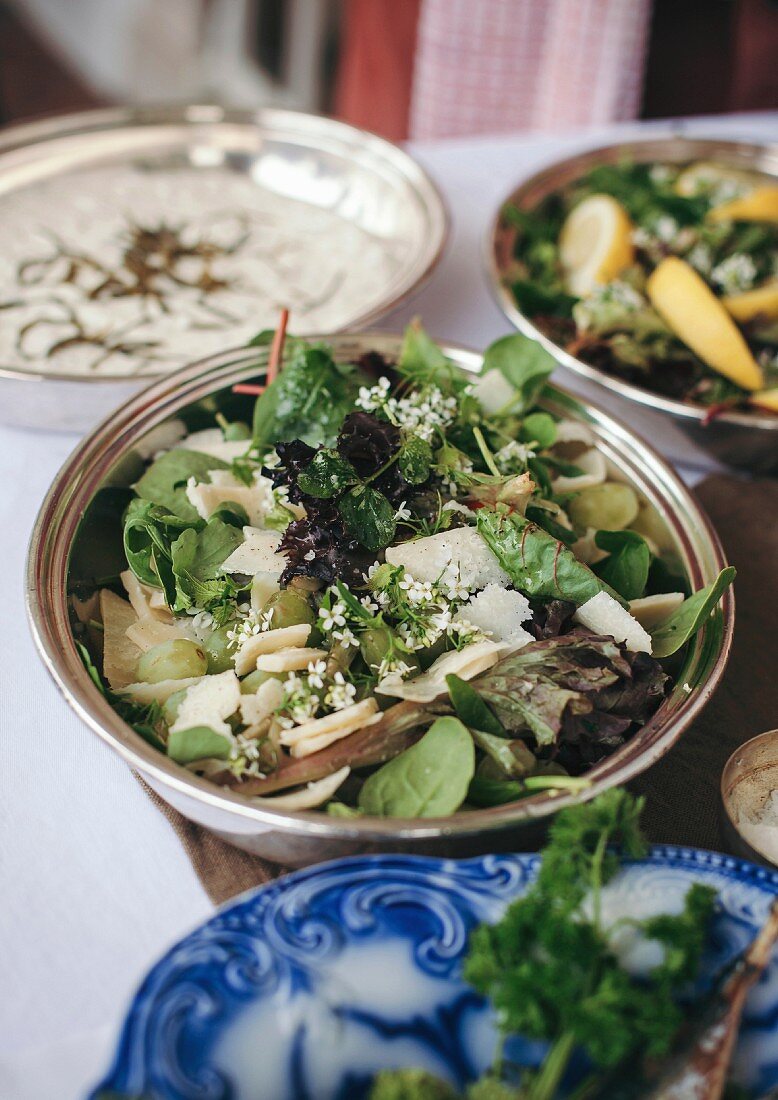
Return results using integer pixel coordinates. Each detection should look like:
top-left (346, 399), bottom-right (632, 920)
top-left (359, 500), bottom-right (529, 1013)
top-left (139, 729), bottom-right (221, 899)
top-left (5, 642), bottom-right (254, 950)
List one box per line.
top-left (568, 482), bottom-right (639, 532)
top-left (360, 625), bottom-right (419, 677)
top-left (204, 625), bottom-right (235, 674)
top-left (262, 590), bottom-right (316, 633)
top-left (136, 639), bottom-right (208, 684)
top-left (240, 669), bottom-right (285, 694)
top-left (223, 421), bottom-right (251, 441)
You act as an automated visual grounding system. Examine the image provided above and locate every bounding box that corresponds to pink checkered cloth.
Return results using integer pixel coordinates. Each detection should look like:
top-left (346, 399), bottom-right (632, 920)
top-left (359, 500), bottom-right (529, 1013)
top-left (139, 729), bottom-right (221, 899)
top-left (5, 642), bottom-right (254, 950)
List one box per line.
top-left (409, 0), bottom-right (652, 139)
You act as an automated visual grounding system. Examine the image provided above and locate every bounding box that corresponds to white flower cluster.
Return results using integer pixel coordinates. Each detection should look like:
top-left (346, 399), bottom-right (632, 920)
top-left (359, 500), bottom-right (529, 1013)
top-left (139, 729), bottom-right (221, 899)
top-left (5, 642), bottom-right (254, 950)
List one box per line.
top-left (370, 563), bottom-right (487, 652)
top-left (710, 253), bottom-right (757, 294)
top-left (355, 375), bottom-right (458, 442)
top-left (495, 440), bottom-right (535, 473)
top-left (226, 606), bottom-right (273, 647)
top-left (229, 733), bottom-right (268, 779)
top-left (324, 671), bottom-right (357, 711)
top-left (275, 659), bottom-right (357, 729)
top-left (317, 598), bottom-right (358, 648)
top-left (686, 242), bottom-right (714, 276)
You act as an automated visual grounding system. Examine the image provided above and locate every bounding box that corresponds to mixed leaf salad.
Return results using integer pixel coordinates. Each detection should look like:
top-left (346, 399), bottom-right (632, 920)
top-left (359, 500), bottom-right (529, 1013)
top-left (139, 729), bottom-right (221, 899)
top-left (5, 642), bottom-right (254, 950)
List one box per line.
top-left (370, 791), bottom-right (776, 1100)
top-left (502, 158), bottom-right (778, 412)
top-left (72, 322), bottom-right (734, 817)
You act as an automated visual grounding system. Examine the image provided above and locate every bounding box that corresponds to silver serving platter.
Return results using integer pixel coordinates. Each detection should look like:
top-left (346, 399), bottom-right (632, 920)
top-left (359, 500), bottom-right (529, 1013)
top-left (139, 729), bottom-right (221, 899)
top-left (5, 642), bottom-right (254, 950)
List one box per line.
top-left (26, 333), bottom-right (733, 867)
top-left (487, 136), bottom-right (778, 474)
top-left (0, 105), bottom-right (448, 432)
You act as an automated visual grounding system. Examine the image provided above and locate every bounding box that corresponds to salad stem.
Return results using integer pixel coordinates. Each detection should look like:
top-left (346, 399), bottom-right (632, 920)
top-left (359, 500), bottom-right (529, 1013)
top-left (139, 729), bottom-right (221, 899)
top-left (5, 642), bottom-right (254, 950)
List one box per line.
top-left (473, 426), bottom-right (501, 476)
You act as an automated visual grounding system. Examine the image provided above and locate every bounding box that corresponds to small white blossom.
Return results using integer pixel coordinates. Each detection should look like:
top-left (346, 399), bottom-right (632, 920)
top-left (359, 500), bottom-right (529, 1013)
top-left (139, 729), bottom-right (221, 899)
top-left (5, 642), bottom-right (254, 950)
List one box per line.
top-left (654, 215), bottom-right (679, 244)
top-left (333, 626), bottom-right (359, 648)
top-left (394, 500), bottom-right (411, 522)
top-left (319, 602), bottom-right (347, 633)
top-left (686, 242), bottom-right (713, 276)
top-left (710, 253), bottom-right (757, 294)
top-left (306, 659), bottom-right (327, 690)
top-left (377, 656), bottom-right (414, 681)
top-left (324, 671), bottom-right (357, 711)
top-left (360, 595), bottom-right (380, 614)
top-left (304, 549), bottom-right (316, 561)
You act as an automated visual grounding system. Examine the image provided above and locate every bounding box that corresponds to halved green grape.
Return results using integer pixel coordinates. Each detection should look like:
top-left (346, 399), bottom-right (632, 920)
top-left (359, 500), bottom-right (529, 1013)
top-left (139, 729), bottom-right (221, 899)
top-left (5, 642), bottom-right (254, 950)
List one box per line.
top-left (359, 624), bottom-right (421, 678)
top-left (136, 639), bottom-right (208, 684)
top-left (240, 669), bottom-right (285, 694)
top-left (204, 626), bottom-right (235, 674)
top-left (262, 590), bottom-right (316, 634)
top-left (568, 482), bottom-right (639, 532)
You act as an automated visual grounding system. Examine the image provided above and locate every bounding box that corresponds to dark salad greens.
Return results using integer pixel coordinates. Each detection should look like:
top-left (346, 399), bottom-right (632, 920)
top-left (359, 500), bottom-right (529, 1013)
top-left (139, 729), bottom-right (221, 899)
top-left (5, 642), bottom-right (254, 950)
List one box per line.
top-left (72, 323), bottom-right (734, 816)
top-left (370, 790), bottom-right (766, 1100)
top-left (501, 158), bottom-right (778, 411)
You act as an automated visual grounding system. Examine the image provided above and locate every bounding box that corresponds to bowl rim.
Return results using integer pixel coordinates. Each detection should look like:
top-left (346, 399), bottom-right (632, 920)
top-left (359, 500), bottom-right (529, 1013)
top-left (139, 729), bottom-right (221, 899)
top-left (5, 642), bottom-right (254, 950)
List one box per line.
top-left (0, 103), bottom-right (449, 385)
top-left (26, 332), bottom-right (735, 843)
top-left (485, 132), bottom-right (778, 433)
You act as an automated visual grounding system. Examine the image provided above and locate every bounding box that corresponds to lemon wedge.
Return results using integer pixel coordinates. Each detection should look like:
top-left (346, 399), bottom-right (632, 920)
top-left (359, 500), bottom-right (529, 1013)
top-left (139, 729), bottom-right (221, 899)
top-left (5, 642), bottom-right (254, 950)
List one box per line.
top-left (723, 282), bottom-right (778, 323)
top-left (646, 257), bottom-right (764, 391)
top-left (559, 194), bottom-right (634, 297)
top-left (708, 185), bottom-right (778, 224)
top-left (749, 388), bottom-right (778, 413)
top-left (675, 161), bottom-right (755, 198)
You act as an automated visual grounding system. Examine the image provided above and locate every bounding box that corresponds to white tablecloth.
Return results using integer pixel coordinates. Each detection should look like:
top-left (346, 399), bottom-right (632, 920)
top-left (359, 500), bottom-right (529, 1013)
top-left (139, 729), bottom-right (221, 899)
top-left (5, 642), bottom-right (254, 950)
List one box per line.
top-left (2, 110), bottom-right (775, 1100)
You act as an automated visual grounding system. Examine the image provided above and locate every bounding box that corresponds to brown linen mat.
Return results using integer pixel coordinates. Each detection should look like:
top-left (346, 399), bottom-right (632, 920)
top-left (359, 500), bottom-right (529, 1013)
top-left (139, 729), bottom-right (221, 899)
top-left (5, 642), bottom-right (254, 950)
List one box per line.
top-left (144, 474), bottom-right (778, 907)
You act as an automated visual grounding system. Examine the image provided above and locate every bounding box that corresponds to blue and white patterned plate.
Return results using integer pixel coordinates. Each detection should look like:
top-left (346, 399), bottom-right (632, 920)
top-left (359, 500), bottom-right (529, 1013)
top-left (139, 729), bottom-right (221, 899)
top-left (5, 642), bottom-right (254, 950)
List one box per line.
top-left (92, 848), bottom-right (778, 1100)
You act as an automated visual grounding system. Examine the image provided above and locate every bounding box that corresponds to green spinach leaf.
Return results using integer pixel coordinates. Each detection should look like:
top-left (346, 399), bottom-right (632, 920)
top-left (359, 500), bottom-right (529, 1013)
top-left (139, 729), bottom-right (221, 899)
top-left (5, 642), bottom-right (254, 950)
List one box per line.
top-left (134, 449), bottom-right (228, 522)
top-left (650, 566), bottom-right (735, 658)
top-left (482, 332), bottom-right (556, 412)
top-left (123, 499), bottom-right (192, 588)
top-left (446, 673), bottom-right (505, 736)
top-left (338, 484), bottom-right (396, 552)
top-left (477, 508), bottom-right (625, 606)
top-left (398, 322), bottom-right (465, 394)
top-left (297, 449), bottom-right (359, 498)
top-left (167, 725), bottom-right (232, 765)
top-left (358, 716), bottom-right (475, 817)
top-left (170, 519), bottom-right (244, 615)
top-left (593, 529), bottom-right (650, 602)
top-left (519, 411), bottom-right (557, 448)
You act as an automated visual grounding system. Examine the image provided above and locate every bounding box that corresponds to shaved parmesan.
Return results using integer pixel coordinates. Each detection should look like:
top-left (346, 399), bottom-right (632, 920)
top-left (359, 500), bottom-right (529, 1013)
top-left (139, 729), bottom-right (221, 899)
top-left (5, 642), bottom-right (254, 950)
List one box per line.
top-left (120, 570), bottom-right (173, 623)
top-left (100, 589), bottom-right (142, 689)
top-left (251, 572), bottom-right (281, 611)
top-left (255, 647), bottom-right (328, 673)
top-left (234, 623), bottom-right (311, 677)
top-left (571, 527), bottom-right (609, 566)
top-left (186, 470), bottom-right (274, 527)
top-left (629, 592), bottom-right (685, 630)
top-left (377, 640), bottom-right (502, 702)
top-left (551, 448), bottom-right (607, 494)
top-left (574, 591), bottom-right (652, 653)
top-left (554, 419), bottom-right (595, 446)
top-left (119, 676), bottom-right (203, 705)
top-left (239, 678), bottom-right (285, 728)
top-left (249, 766), bottom-right (350, 810)
top-left (170, 670), bottom-right (241, 738)
top-left (279, 699), bottom-right (379, 756)
top-left (126, 617), bottom-right (193, 652)
top-left (386, 526), bottom-right (509, 589)
top-left (175, 427), bottom-right (252, 463)
top-left (470, 369), bottom-right (517, 415)
top-left (457, 584), bottom-right (533, 648)
top-left (221, 527), bottom-right (287, 576)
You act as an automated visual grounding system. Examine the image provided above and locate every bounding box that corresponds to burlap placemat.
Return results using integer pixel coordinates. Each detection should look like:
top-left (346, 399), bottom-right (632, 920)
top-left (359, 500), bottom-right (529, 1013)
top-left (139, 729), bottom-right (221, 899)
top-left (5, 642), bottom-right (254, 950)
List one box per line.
top-left (145, 475), bottom-right (778, 907)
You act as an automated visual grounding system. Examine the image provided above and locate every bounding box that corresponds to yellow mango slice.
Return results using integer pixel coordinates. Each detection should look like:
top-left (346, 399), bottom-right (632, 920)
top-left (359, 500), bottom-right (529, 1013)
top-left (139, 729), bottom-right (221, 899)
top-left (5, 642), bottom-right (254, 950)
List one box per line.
top-left (722, 282), bottom-right (778, 323)
top-left (708, 185), bottom-right (778, 224)
top-left (749, 388), bottom-right (778, 413)
top-left (646, 257), bottom-right (764, 391)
